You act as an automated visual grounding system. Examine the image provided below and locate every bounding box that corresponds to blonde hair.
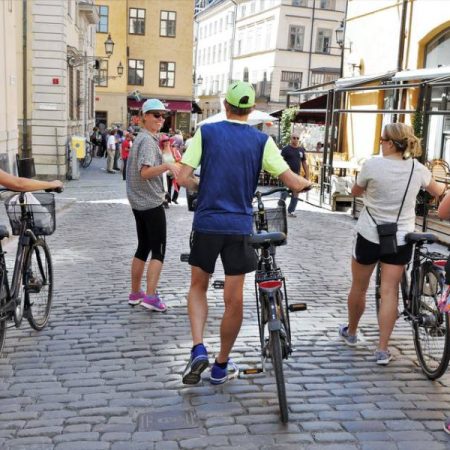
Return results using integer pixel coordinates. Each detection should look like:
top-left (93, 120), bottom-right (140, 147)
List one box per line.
top-left (383, 123), bottom-right (422, 159)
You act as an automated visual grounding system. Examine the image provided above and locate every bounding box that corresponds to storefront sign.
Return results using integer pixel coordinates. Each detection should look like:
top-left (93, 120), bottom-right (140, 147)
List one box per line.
top-left (176, 112), bottom-right (191, 134)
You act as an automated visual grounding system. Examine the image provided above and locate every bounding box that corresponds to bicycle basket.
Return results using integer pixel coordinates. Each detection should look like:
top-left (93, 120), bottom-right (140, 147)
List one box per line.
top-left (253, 206), bottom-right (287, 235)
top-left (5, 192), bottom-right (56, 236)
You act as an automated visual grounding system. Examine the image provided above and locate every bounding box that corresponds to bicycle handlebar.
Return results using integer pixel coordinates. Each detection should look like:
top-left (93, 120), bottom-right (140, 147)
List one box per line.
top-left (0, 187), bottom-right (63, 194)
top-left (44, 187), bottom-right (64, 194)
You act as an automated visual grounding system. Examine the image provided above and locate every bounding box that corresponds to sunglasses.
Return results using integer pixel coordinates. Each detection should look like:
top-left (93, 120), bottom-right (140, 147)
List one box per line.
top-left (146, 112), bottom-right (166, 119)
top-left (291, 137), bottom-right (299, 140)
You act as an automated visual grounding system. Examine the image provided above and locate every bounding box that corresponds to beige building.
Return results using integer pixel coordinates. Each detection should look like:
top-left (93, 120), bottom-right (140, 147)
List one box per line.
top-left (0, 1), bottom-right (19, 173)
top-left (94, 0), bottom-right (196, 134)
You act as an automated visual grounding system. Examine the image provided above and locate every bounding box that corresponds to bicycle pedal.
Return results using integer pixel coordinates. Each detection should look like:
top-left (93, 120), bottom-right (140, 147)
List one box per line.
top-left (241, 368), bottom-right (264, 375)
top-left (288, 302), bottom-right (307, 312)
top-left (212, 280), bottom-right (224, 289)
top-left (180, 253), bottom-right (190, 262)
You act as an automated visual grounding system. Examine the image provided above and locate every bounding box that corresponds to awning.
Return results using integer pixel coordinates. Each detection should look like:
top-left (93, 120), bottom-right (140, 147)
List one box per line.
top-left (335, 71), bottom-right (396, 89)
top-left (294, 94), bottom-right (328, 123)
top-left (127, 98), bottom-right (198, 113)
top-left (392, 66), bottom-right (450, 82)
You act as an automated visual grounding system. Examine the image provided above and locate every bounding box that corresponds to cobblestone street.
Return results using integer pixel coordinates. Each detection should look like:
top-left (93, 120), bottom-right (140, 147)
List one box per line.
top-left (0, 158), bottom-right (449, 450)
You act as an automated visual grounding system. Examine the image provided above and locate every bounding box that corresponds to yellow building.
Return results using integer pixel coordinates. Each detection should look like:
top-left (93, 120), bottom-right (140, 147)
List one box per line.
top-left (341, 0), bottom-right (450, 162)
top-left (94, 0), bottom-right (195, 134)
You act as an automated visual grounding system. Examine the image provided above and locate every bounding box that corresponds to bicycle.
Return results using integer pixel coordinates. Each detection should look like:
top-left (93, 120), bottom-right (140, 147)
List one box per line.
top-left (244, 187), bottom-right (307, 423)
top-left (80, 141), bottom-right (93, 169)
top-left (0, 187), bottom-right (63, 354)
top-left (375, 232), bottom-right (450, 379)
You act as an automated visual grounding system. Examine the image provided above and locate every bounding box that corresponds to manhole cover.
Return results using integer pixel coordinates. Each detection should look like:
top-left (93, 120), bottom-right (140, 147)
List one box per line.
top-left (138, 409), bottom-right (199, 431)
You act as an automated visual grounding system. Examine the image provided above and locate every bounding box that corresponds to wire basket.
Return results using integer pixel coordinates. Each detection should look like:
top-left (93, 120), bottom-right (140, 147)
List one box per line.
top-left (253, 206), bottom-right (287, 235)
top-left (5, 192), bottom-right (56, 236)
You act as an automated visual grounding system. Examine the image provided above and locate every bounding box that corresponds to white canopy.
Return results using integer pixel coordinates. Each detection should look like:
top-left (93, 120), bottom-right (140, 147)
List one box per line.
top-left (197, 110), bottom-right (278, 126)
top-left (392, 66), bottom-right (450, 81)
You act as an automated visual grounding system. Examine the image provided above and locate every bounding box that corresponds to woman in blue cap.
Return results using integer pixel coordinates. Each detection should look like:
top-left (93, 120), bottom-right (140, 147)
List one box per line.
top-left (126, 99), bottom-right (181, 312)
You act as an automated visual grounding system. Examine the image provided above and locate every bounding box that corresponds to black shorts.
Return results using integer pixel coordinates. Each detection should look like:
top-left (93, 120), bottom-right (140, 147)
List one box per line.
top-left (353, 233), bottom-right (413, 266)
top-left (189, 231), bottom-right (257, 276)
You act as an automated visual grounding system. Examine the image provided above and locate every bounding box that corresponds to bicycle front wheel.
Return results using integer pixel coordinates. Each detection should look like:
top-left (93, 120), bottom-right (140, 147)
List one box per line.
top-left (0, 314), bottom-right (5, 354)
top-left (81, 151), bottom-right (92, 168)
top-left (270, 330), bottom-right (288, 423)
top-left (413, 264), bottom-right (450, 380)
top-left (24, 239), bottom-right (53, 331)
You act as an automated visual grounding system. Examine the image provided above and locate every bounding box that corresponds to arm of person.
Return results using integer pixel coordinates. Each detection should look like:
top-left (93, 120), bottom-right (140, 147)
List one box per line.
top-left (178, 128), bottom-right (202, 192)
top-left (438, 190), bottom-right (450, 219)
top-left (0, 169), bottom-right (63, 192)
top-left (425, 179), bottom-right (446, 198)
top-left (351, 161), bottom-right (368, 197)
top-left (302, 158), bottom-right (309, 180)
top-left (262, 138), bottom-right (310, 192)
top-left (351, 184), bottom-right (365, 197)
top-left (140, 162), bottom-right (180, 180)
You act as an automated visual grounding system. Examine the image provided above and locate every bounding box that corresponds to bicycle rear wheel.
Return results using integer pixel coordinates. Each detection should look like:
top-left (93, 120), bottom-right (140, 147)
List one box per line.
top-left (81, 149), bottom-right (92, 168)
top-left (24, 239), bottom-right (53, 331)
top-left (413, 264), bottom-right (450, 380)
top-left (270, 329), bottom-right (288, 423)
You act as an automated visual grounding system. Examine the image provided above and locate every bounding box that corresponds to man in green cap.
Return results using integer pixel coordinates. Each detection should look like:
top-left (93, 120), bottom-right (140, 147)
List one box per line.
top-left (178, 81), bottom-right (311, 385)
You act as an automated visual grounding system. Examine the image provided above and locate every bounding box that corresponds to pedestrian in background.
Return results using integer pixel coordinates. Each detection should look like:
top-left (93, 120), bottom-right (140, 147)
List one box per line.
top-left (106, 130), bottom-right (116, 173)
top-left (121, 132), bottom-right (132, 181)
top-left (125, 99), bottom-right (181, 312)
top-left (279, 132), bottom-right (309, 217)
top-left (114, 129), bottom-right (123, 171)
top-left (178, 81), bottom-right (311, 386)
top-left (340, 123), bottom-right (444, 365)
top-left (167, 137), bottom-right (182, 204)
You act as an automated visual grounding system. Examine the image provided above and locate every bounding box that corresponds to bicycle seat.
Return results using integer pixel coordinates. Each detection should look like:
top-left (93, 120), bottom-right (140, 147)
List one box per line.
top-left (405, 232), bottom-right (438, 244)
top-left (0, 225), bottom-right (9, 240)
top-left (249, 231), bottom-right (286, 247)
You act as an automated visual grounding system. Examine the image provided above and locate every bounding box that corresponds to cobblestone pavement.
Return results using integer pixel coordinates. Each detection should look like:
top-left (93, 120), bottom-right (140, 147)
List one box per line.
top-left (0, 157), bottom-right (450, 450)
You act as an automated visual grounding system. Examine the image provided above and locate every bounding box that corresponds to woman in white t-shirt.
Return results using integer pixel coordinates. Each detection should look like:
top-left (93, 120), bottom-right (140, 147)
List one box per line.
top-left (339, 123), bottom-right (445, 365)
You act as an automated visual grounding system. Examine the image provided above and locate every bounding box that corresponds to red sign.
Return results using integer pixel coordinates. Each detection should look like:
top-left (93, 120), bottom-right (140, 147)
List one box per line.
top-left (52, 78), bottom-right (59, 85)
top-left (95, 97), bottom-right (100, 101)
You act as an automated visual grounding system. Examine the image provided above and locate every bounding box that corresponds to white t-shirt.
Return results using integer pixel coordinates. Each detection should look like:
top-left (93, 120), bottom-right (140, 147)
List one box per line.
top-left (107, 135), bottom-right (116, 150)
top-left (355, 157), bottom-right (431, 245)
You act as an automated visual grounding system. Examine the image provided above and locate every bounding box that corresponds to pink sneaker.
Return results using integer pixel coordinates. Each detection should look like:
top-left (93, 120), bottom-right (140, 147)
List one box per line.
top-left (141, 295), bottom-right (167, 312)
top-left (128, 291), bottom-right (145, 306)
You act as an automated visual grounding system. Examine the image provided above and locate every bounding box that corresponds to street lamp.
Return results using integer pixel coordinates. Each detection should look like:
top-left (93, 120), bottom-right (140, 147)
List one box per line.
top-left (94, 61), bottom-right (124, 84)
top-left (197, 75), bottom-right (203, 85)
top-left (67, 34), bottom-right (116, 67)
top-left (117, 61), bottom-right (124, 77)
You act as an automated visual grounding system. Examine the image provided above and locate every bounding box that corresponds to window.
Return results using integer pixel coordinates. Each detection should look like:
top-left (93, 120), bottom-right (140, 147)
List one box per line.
top-left (292, 0), bottom-right (307, 5)
top-left (218, 43), bottom-right (222, 62)
top-left (289, 25), bottom-right (305, 51)
top-left (212, 45), bottom-right (216, 63)
top-left (310, 70), bottom-right (339, 86)
top-left (76, 70), bottom-right (81, 120)
top-left (319, 0), bottom-right (335, 9)
top-left (128, 59), bottom-right (144, 85)
top-left (280, 71), bottom-right (302, 96)
top-left (425, 28), bottom-right (450, 68)
top-left (95, 59), bottom-right (108, 87)
top-left (316, 28), bottom-right (332, 53)
top-left (129, 8), bottom-right (145, 35)
top-left (161, 11), bottom-right (176, 37)
top-left (69, 67), bottom-right (74, 120)
top-left (160, 61), bottom-right (175, 87)
top-left (243, 67), bottom-right (249, 82)
top-left (250, 1), bottom-right (256, 13)
top-left (96, 5), bottom-right (108, 33)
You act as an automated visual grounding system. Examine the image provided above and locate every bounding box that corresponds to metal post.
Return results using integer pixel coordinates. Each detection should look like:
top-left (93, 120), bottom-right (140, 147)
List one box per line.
top-left (22, 0), bottom-right (29, 159)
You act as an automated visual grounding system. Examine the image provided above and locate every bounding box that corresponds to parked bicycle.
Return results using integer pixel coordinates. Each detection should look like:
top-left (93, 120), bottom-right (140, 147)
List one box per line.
top-left (0, 187), bottom-right (62, 354)
top-left (243, 187), bottom-right (307, 423)
top-left (375, 232), bottom-right (450, 379)
top-left (80, 141), bottom-right (93, 169)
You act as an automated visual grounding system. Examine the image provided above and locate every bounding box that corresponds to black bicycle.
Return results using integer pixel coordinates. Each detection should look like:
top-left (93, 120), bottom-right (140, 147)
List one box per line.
top-left (80, 141), bottom-right (93, 169)
top-left (0, 188), bottom-right (62, 354)
top-left (375, 232), bottom-right (450, 379)
top-left (244, 187), bottom-right (307, 423)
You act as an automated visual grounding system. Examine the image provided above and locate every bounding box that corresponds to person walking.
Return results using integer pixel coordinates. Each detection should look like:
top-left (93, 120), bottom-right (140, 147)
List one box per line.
top-left (177, 81), bottom-right (311, 385)
top-left (279, 132), bottom-right (309, 217)
top-left (339, 123), bottom-right (445, 365)
top-left (121, 132), bottom-right (132, 181)
top-left (106, 130), bottom-right (116, 173)
top-left (126, 99), bottom-right (181, 312)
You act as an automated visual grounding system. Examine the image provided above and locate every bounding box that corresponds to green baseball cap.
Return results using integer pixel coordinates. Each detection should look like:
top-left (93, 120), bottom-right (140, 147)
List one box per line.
top-left (225, 81), bottom-right (256, 108)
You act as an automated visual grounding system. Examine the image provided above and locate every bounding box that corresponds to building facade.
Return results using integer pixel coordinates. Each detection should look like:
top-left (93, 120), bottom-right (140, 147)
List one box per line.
top-left (0, 0), bottom-right (19, 173)
top-left (94, 0), bottom-right (195, 134)
top-left (195, 0), bottom-right (346, 119)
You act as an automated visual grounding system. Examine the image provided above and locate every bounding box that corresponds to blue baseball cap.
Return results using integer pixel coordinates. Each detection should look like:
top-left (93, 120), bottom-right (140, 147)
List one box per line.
top-left (142, 99), bottom-right (168, 113)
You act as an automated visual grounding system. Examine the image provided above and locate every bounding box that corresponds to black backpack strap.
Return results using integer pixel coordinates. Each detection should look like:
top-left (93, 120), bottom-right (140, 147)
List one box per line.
top-left (395, 160), bottom-right (415, 223)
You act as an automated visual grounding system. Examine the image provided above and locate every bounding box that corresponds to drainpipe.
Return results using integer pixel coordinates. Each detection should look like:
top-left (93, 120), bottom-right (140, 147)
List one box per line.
top-left (306, 0), bottom-right (316, 87)
top-left (228, 0), bottom-right (238, 84)
top-left (393, 0), bottom-right (408, 123)
top-left (22, 0), bottom-right (29, 159)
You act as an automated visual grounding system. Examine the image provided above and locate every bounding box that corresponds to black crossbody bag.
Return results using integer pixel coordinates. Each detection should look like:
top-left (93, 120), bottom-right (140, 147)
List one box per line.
top-left (366, 160), bottom-right (415, 256)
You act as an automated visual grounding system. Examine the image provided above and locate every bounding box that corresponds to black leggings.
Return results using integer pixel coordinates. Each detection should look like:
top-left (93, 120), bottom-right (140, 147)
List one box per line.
top-left (132, 205), bottom-right (166, 262)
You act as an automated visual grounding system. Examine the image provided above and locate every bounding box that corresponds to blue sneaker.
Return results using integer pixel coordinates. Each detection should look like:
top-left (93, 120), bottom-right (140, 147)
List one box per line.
top-left (338, 324), bottom-right (358, 346)
top-left (210, 359), bottom-right (239, 385)
top-left (182, 344), bottom-right (209, 385)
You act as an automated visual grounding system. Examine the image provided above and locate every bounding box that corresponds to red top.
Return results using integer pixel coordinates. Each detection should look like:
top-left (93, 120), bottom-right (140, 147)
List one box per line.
top-left (121, 139), bottom-right (131, 160)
